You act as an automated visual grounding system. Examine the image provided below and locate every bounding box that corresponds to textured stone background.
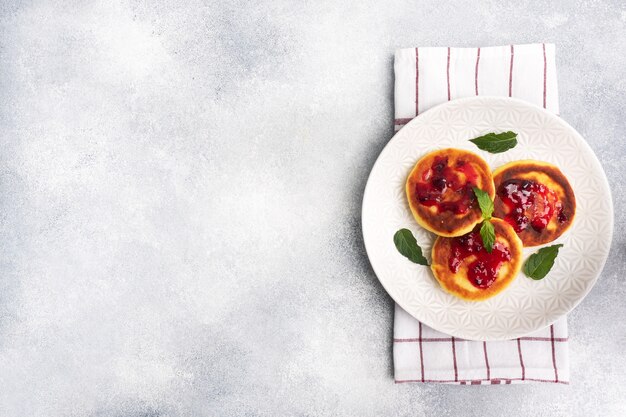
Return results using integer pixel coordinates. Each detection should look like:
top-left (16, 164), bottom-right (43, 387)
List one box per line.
top-left (0, 0), bottom-right (625, 416)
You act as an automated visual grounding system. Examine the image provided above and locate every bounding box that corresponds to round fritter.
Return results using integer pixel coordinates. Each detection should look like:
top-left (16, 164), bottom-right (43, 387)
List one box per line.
top-left (431, 218), bottom-right (523, 302)
top-left (492, 160), bottom-right (576, 247)
top-left (406, 148), bottom-right (495, 237)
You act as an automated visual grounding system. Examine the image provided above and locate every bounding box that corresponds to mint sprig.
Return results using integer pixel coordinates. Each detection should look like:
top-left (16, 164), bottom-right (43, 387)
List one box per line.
top-left (479, 221), bottom-right (495, 254)
top-left (469, 131), bottom-right (518, 153)
top-left (473, 187), bottom-right (495, 253)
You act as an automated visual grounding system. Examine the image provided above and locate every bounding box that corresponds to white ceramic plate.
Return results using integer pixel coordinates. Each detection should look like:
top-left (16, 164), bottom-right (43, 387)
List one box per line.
top-left (362, 96), bottom-right (613, 341)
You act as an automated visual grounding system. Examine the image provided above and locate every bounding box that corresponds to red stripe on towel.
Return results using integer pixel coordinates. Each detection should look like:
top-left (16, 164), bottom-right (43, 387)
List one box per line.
top-left (475, 47), bottom-right (480, 95)
top-left (509, 44), bottom-right (514, 97)
top-left (419, 322), bottom-right (424, 382)
top-left (551, 325), bottom-right (559, 382)
top-left (447, 47), bottom-right (451, 101)
top-left (394, 336), bottom-right (568, 343)
top-left (483, 341), bottom-right (490, 380)
top-left (394, 118), bottom-right (413, 126)
top-left (517, 338), bottom-right (526, 380)
top-left (542, 43), bottom-right (547, 109)
top-left (415, 48), bottom-right (420, 115)
top-left (452, 337), bottom-right (458, 382)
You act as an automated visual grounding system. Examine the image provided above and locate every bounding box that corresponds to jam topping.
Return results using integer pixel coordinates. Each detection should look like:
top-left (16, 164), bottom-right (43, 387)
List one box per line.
top-left (497, 179), bottom-right (567, 233)
top-left (414, 156), bottom-right (479, 214)
top-left (557, 205), bottom-right (568, 223)
top-left (449, 229), bottom-right (511, 289)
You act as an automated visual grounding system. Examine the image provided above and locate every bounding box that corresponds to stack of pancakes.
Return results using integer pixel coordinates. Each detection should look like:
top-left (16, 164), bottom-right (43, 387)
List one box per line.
top-left (406, 149), bottom-right (576, 301)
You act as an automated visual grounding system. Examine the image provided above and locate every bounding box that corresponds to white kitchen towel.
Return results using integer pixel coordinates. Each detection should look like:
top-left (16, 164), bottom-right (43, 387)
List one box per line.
top-left (393, 44), bottom-right (569, 385)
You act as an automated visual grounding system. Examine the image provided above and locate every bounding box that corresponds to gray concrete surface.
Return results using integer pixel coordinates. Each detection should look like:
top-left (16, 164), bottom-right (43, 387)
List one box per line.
top-left (0, 0), bottom-right (625, 416)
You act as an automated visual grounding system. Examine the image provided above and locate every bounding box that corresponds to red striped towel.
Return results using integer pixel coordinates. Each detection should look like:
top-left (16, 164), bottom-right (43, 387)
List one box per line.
top-left (393, 44), bottom-right (569, 385)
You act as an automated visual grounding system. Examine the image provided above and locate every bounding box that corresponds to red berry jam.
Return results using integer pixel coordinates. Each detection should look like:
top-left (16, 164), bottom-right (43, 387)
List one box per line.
top-left (414, 157), bottom-right (479, 214)
top-left (449, 229), bottom-right (511, 289)
top-left (497, 179), bottom-right (566, 233)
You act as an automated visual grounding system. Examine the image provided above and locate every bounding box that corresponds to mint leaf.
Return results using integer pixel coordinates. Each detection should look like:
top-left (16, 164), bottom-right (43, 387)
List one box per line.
top-left (524, 244), bottom-right (564, 280)
top-left (473, 187), bottom-right (494, 220)
top-left (480, 220), bottom-right (495, 253)
top-left (473, 188), bottom-right (495, 252)
top-left (469, 131), bottom-right (518, 153)
top-left (393, 229), bottom-right (429, 266)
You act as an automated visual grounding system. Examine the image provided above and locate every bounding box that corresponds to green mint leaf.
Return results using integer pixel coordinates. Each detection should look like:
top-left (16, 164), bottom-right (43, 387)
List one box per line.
top-left (473, 187), bottom-right (494, 220)
top-left (393, 229), bottom-right (429, 266)
top-left (480, 220), bottom-right (495, 253)
top-left (524, 244), bottom-right (564, 280)
top-left (469, 131), bottom-right (518, 154)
